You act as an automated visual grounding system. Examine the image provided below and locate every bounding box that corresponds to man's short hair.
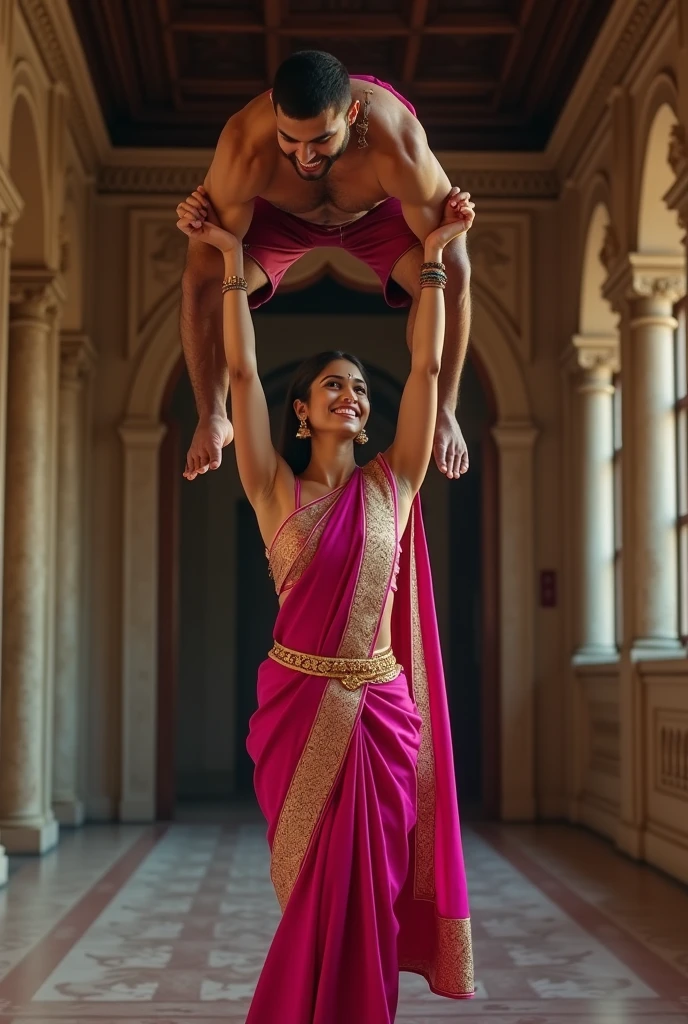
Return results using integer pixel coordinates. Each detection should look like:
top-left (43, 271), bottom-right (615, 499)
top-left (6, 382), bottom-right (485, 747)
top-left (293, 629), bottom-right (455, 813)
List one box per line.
top-left (272, 51), bottom-right (351, 119)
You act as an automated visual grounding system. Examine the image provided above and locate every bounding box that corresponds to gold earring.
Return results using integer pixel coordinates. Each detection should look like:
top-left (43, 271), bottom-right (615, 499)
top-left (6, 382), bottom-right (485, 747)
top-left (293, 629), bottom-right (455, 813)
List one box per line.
top-left (296, 416), bottom-right (311, 440)
top-left (354, 428), bottom-right (369, 445)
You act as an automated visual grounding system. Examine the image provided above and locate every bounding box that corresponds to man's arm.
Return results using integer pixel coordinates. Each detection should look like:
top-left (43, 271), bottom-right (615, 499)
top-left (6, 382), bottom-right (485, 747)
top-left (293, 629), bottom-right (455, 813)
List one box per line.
top-left (179, 127), bottom-right (260, 479)
top-left (375, 121), bottom-right (472, 477)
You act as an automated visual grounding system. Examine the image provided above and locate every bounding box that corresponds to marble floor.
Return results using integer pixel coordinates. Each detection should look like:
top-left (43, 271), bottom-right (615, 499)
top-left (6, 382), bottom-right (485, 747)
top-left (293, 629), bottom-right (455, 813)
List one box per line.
top-left (0, 812), bottom-right (687, 1023)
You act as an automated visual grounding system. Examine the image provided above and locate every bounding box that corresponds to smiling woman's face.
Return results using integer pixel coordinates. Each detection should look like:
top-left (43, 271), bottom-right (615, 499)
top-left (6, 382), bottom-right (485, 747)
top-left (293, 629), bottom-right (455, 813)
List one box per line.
top-left (294, 358), bottom-right (370, 440)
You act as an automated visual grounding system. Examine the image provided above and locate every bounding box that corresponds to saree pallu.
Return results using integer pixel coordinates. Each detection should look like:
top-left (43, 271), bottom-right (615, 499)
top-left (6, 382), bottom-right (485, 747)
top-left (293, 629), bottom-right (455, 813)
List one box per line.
top-left (246, 455), bottom-right (474, 1023)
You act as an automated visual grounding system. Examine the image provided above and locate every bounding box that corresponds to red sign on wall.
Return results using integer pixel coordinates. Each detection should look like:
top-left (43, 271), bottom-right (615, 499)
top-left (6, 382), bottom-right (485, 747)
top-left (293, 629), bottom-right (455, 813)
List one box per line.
top-left (540, 570), bottom-right (557, 608)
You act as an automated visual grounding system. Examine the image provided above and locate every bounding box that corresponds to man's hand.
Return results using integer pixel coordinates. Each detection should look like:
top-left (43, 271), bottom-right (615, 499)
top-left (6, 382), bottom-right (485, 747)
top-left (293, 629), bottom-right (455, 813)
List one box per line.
top-left (433, 409), bottom-right (469, 480)
top-left (183, 413), bottom-right (234, 481)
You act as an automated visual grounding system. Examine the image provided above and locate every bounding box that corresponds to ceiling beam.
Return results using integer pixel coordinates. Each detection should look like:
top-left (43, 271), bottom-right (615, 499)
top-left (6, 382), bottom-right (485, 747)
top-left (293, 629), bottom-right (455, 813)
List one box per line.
top-left (264, 0), bottom-right (282, 83)
top-left (167, 13), bottom-right (518, 36)
top-left (402, 0), bottom-right (429, 83)
top-left (155, 0), bottom-right (183, 109)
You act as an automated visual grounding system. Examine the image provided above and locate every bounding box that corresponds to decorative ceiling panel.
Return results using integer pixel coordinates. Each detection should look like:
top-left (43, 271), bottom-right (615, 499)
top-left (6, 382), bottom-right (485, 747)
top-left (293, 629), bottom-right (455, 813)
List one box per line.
top-left (68, 0), bottom-right (615, 150)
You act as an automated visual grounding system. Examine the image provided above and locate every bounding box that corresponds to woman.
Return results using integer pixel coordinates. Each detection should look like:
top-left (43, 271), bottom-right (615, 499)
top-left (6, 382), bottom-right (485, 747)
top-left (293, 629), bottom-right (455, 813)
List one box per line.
top-left (176, 186), bottom-right (475, 1022)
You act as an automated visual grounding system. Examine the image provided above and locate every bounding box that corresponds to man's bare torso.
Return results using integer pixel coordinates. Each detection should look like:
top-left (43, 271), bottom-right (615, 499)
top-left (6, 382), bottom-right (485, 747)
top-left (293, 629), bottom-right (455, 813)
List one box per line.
top-left (222, 82), bottom-right (409, 227)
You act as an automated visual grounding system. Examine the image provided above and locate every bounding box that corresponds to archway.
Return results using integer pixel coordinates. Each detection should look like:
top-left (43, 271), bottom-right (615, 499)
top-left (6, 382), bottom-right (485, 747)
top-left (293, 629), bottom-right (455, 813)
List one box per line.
top-left (8, 90), bottom-right (47, 265)
top-left (120, 260), bottom-right (536, 824)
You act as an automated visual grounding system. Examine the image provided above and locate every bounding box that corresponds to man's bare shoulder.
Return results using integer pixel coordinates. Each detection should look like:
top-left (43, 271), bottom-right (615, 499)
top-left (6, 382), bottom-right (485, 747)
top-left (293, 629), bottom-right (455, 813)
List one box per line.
top-left (367, 91), bottom-right (429, 164)
top-left (364, 90), bottom-right (439, 203)
top-left (207, 93), bottom-right (277, 202)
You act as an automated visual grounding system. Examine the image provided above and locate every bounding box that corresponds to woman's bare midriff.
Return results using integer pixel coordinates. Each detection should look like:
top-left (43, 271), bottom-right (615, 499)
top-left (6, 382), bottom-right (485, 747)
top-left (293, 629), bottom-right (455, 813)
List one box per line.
top-left (277, 572), bottom-right (395, 654)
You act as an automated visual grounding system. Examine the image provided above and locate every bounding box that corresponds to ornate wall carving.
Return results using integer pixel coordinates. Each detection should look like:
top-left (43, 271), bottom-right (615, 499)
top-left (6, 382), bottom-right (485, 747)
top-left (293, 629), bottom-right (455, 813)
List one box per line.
top-left (469, 214), bottom-right (531, 362)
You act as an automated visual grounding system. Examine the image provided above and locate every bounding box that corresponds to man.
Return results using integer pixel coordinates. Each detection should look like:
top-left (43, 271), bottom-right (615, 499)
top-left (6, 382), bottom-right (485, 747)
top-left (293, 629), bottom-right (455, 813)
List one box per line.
top-left (178, 50), bottom-right (474, 481)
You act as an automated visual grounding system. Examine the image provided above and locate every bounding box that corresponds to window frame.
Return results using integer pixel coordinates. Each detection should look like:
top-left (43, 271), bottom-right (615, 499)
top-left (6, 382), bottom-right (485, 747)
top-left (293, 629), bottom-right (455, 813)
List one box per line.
top-left (675, 297), bottom-right (688, 641)
top-left (612, 370), bottom-right (623, 648)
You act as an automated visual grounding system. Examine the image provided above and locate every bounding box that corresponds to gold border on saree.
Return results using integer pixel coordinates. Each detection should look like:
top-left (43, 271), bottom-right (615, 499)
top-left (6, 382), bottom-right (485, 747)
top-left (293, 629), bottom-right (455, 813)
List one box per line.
top-left (268, 641), bottom-right (402, 691)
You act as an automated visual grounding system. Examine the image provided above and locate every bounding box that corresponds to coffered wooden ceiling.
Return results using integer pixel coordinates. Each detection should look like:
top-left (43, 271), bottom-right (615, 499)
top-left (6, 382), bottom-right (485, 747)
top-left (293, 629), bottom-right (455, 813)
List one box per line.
top-left (69, 0), bottom-right (614, 151)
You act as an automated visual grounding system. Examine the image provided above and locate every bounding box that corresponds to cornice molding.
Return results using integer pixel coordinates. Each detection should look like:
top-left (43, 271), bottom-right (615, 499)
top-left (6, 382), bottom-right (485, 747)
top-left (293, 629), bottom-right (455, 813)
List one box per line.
top-left (550, 0), bottom-right (671, 177)
top-left (98, 162), bottom-right (560, 200)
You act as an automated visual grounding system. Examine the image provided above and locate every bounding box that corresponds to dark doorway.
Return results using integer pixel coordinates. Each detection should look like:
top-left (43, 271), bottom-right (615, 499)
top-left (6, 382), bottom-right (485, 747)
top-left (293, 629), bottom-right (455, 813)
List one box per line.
top-left (234, 500), bottom-right (277, 794)
top-left (446, 357), bottom-right (496, 817)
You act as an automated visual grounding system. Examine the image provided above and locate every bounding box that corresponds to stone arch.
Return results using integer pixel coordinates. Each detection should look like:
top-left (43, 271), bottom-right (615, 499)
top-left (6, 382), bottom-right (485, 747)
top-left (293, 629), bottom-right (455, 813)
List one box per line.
top-left (9, 66), bottom-right (48, 265)
top-left (126, 277), bottom-right (531, 428)
top-left (120, 276), bottom-right (536, 822)
top-left (636, 78), bottom-right (683, 254)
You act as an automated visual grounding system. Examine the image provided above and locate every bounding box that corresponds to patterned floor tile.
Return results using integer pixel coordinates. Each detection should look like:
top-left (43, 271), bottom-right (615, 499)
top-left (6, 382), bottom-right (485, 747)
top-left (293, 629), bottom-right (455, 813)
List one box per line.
top-left (0, 817), bottom-right (686, 1022)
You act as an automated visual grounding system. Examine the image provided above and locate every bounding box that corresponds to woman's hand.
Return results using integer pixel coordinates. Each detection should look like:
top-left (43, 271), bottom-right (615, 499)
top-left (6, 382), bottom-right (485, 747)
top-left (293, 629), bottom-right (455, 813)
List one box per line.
top-left (425, 191), bottom-right (475, 253)
top-left (176, 184), bottom-right (239, 253)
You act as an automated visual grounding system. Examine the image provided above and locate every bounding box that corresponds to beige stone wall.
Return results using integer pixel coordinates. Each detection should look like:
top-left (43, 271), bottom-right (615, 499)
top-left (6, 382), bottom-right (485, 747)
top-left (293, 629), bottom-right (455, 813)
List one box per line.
top-left (0, 0), bottom-right (686, 885)
top-left (559, 0), bottom-right (688, 883)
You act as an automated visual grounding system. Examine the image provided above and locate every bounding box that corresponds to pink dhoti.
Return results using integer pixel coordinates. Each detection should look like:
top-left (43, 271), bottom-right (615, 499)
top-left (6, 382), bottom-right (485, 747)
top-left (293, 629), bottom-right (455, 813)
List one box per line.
top-left (246, 455), bottom-right (474, 1022)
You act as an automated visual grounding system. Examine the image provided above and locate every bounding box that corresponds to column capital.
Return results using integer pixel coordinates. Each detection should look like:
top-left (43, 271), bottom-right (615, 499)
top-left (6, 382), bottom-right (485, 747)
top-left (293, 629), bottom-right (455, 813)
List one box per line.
top-left (60, 332), bottom-right (96, 388)
top-left (9, 268), bottom-right (65, 322)
top-left (603, 252), bottom-right (686, 311)
top-left (563, 333), bottom-right (619, 378)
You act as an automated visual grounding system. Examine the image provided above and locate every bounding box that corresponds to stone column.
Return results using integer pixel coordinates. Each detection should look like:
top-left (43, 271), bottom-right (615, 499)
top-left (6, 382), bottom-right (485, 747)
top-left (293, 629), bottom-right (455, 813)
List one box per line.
top-left (604, 255), bottom-right (686, 655)
top-left (0, 271), bottom-right (62, 853)
top-left (0, 170), bottom-right (22, 885)
top-left (52, 333), bottom-right (94, 826)
top-left (492, 420), bottom-right (538, 820)
top-left (119, 419), bottom-right (166, 822)
top-left (571, 335), bottom-right (619, 662)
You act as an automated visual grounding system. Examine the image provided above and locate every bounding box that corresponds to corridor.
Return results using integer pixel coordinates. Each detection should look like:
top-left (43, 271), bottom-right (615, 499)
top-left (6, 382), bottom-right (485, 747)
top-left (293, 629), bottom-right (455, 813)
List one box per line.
top-left (0, 817), bottom-right (686, 1022)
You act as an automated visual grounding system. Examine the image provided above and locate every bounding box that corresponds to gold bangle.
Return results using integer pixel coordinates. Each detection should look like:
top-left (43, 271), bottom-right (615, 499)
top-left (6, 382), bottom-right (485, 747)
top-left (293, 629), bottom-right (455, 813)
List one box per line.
top-left (221, 275), bottom-right (247, 291)
top-left (421, 261), bottom-right (445, 271)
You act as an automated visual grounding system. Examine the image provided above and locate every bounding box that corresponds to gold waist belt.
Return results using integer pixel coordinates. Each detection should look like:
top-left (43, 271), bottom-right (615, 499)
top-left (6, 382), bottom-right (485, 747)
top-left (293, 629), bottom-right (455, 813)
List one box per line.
top-left (268, 641), bottom-right (402, 691)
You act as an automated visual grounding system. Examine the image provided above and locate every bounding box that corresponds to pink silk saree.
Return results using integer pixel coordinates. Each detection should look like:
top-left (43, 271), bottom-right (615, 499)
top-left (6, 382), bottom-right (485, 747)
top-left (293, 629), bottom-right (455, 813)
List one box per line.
top-left (245, 454), bottom-right (474, 1023)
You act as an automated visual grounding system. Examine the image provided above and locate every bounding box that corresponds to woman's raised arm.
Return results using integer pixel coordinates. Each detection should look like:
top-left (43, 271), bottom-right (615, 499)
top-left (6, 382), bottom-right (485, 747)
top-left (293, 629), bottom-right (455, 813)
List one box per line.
top-left (176, 187), bottom-right (289, 509)
top-left (384, 195), bottom-right (474, 499)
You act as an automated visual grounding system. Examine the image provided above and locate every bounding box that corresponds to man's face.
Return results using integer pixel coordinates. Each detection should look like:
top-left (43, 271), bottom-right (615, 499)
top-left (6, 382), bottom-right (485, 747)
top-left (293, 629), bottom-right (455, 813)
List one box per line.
top-left (274, 103), bottom-right (357, 180)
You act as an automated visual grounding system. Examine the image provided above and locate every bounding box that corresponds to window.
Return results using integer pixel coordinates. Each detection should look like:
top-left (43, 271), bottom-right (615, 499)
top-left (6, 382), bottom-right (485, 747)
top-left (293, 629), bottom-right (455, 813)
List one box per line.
top-left (675, 298), bottom-right (688, 640)
top-left (612, 372), bottom-right (623, 647)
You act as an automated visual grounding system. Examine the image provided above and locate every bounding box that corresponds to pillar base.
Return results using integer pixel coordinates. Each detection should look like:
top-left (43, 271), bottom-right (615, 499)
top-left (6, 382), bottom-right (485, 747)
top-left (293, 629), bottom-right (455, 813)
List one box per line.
top-left (630, 638), bottom-right (686, 662)
top-left (0, 845), bottom-right (7, 886)
top-left (0, 820), bottom-right (59, 854)
top-left (53, 799), bottom-right (85, 827)
top-left (572, 645), bottom-right (619, 666)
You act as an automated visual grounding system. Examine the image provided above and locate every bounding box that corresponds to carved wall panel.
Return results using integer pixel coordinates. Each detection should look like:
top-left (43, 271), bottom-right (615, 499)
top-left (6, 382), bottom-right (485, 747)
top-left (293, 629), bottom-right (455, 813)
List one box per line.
top-left (128, 211), bottom-right (187, 358)
top-left (644, 675), bottom-right (688, 819)
top-left (572, 669), bottom-right (621, 839)
top-left (468, 213), bottom-right (531, 362)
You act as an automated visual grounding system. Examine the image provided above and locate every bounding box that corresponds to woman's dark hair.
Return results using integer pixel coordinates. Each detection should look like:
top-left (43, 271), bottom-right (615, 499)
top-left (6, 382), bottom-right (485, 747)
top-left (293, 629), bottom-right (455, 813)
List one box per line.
top-left (272, 51), bottom-right (351, 120)
top-left (280, 351), bottom-right (370, 476)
